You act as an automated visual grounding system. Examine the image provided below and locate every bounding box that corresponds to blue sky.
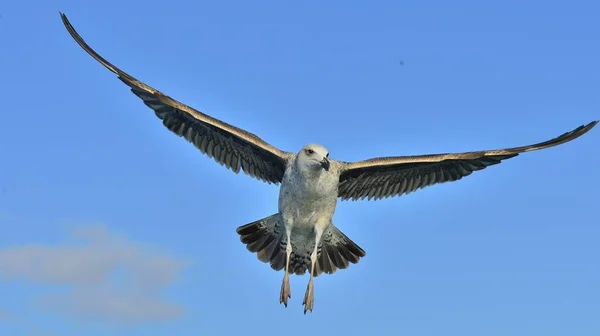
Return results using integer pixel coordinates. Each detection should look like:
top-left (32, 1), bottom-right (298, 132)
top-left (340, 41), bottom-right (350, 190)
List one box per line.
top-left (1, 0), bottom-right (599, 335)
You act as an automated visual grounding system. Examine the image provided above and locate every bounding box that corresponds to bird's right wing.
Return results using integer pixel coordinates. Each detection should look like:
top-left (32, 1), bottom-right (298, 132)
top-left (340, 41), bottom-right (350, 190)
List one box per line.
top-left (337, 121), bottom-right (598, 201)
top-left (60, 13), bottom-right (293, 184)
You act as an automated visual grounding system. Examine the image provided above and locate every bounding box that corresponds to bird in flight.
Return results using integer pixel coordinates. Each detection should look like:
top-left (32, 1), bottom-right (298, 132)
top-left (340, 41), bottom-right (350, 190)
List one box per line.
top-left (59, 12), bottom-right (597, 314)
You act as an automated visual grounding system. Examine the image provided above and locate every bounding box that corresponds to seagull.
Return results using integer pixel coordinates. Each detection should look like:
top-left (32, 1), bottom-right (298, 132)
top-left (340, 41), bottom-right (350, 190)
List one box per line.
top-left (60, 13), bottom-right (598, 314)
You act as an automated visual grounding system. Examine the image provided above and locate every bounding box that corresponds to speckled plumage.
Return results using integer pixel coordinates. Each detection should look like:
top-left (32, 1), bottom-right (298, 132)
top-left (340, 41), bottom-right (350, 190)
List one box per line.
top-left (60, 12), bottom-right (598, 314)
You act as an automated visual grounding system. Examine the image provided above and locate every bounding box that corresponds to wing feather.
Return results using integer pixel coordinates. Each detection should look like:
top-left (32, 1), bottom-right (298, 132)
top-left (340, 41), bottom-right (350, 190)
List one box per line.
top-left (60, 13), bottom-right (292, 184)
top-left (338, 121), bottom-right (597, 201)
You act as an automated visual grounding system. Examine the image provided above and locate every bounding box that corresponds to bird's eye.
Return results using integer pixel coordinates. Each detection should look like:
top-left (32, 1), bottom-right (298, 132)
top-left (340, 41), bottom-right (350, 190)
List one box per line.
top-left (306, 149), bottom-right (314, 155)
top-left (326, 153), bottom-right (329, 158)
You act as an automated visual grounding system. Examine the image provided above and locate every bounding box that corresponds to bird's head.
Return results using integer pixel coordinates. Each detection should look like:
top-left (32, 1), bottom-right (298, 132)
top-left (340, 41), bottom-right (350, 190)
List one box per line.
top-left (298, 143), bottom-right (330, 171)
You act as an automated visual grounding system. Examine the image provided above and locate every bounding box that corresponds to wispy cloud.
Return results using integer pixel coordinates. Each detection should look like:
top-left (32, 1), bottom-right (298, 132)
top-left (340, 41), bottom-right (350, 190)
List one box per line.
top-left (40, 289), bottom-right (184, 323)
top-left (0, 225), bottom-right (188, 324)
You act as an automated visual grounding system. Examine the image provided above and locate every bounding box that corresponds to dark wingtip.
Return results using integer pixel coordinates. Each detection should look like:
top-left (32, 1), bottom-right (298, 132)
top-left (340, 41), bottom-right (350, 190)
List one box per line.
top-left (59, 11), bottom-right (125, 79)
top-left (59, 11), bottom-right (69, 25)
top-left (551, 120), bottom-right (598, 147)
top-left (565, 120), bottom-right (598, 140)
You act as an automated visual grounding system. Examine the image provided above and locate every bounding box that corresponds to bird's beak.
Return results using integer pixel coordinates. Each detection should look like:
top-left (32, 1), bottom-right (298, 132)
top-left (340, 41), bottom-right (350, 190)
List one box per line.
top-left (320, 157), bottom-right (330, 171)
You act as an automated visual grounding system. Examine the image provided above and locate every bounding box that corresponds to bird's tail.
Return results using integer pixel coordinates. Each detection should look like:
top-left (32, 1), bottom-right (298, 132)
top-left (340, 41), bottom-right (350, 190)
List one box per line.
top-left (236, 215), bottom-right (366, 277)
top-left (313, 224), bottom-right (366, 276)
top-left (236, 214), bottom-right (287, 272)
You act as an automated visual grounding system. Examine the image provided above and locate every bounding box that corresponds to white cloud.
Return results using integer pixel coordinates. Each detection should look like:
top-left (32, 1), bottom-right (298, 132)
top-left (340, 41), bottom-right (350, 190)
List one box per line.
top-left (40, 290), bottom-right (184, 323)
top-left (0, 225), bottom-right (188, 324)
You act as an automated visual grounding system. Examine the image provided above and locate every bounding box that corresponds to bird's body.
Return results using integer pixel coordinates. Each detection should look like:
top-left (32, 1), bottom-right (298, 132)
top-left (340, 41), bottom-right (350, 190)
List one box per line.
top-left (279, 152), bottom-right (338, 233)
top-left (241, 145), bottom-right (361, 310)
top-left (59, 12), bottom-right (598, 314)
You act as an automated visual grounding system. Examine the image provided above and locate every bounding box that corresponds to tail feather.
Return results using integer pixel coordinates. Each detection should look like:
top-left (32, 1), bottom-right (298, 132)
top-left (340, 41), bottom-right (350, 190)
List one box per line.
top-left (236, 215), bottom-right (366, 277)
top-left (270, 249), bottom-right (286, 271)
top-left (256, 236), bottom-right (279, 264)
top-left (236, 214), bottom-right (286, 271)
top-left (315, 225), bottom-right (366, 276)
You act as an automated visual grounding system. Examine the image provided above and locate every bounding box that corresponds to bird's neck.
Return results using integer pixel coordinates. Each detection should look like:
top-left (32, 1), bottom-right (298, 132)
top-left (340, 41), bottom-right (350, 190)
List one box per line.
top-left (294, 158), bottom-right (321, 178)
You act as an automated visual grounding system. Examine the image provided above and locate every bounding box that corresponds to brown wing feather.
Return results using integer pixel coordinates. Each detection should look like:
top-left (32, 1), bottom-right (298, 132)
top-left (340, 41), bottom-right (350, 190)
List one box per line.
top-left (60, 12), bottom-right (292, 184)
top-left (338, 121), bottom-right (598, 201)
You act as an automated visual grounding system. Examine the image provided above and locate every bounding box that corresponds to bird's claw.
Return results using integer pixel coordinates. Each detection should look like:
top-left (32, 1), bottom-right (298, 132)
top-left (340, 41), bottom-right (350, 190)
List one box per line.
top-left (279, 274), bottom-right (291, 307)
top-left (302, 280), bottom-right (314, 314)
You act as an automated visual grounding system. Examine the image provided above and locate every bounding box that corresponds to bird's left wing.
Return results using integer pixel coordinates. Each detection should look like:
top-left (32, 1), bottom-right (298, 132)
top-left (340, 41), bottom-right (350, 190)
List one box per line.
top-left (60, 13), bottom-right (293, 184)
top-left (337, 121), bottom-right (597, 201)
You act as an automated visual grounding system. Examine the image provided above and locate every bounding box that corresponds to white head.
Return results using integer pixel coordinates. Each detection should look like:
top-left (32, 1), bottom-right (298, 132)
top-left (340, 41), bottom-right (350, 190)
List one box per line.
top-left (297, 143), bottom-right (330, 172)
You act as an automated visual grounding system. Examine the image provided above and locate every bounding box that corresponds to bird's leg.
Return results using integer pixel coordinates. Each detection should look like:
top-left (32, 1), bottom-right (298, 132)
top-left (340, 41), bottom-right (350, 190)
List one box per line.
top-left (279, 227), bottom-right (292, 307)
top-left (303, 227), bottom-right (323, 314)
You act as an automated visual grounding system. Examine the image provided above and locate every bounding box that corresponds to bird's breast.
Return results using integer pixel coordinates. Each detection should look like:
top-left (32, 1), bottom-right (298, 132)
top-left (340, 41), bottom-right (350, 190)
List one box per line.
top-left (278, 167), bottom-right (338, 228)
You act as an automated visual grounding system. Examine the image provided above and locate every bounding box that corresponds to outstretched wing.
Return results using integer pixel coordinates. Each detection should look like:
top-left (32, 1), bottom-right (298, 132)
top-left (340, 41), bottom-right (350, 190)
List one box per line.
top-left (60, 13), bottom-right (293, 184)
top-left (337, 121), bottom-right (598, 201)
